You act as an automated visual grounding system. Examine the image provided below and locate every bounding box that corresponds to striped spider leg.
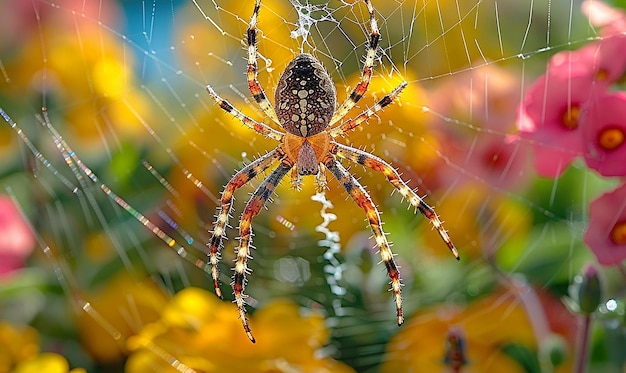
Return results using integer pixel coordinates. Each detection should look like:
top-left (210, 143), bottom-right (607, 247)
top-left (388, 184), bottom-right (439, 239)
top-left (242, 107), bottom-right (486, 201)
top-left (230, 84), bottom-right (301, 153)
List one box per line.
top-left (207, 149), bottom-right (283, 299)
top-left (325, 160), bottom-right (405, 324)
top-left (231, 160), bottom-right (293, 343)
top-left (246, 0), bottom-right (279, 124)
top-left (328, 0), bottom-right (380, 126)
top-left (333, 144), bottom-right (459, 259)
top-left (205, 0), bottom-right (457, 343)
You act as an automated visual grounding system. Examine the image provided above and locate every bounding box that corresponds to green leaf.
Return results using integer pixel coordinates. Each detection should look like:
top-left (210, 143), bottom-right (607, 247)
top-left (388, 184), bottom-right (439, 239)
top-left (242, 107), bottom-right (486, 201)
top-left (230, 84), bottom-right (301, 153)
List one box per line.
top-left (106, 141), bottom-right (142, 188)
top-left (496, 223), bottom-right (593, 293)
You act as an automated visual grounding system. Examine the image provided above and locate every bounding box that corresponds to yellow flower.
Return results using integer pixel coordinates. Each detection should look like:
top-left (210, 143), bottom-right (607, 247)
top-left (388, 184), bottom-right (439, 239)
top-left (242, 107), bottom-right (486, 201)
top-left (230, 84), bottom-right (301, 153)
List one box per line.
top-left (381, 289), bottom-right (573, 373)
top-left (382, 291), bottom-right (533, 372)
top-left (1, 3), bottom-right (154, 156)
top-left (0, 323), bottom-right (83, 373)
top-left (174, 0), bottom-right (301, 91)
top-left (12, 353), bottom-right (85, 373)
top-left (75, 272), bottom-right (169, 364)
top-left (0, 322), bottom-right (38, 373)
top-left (127, 287), bottom-right (355, 373)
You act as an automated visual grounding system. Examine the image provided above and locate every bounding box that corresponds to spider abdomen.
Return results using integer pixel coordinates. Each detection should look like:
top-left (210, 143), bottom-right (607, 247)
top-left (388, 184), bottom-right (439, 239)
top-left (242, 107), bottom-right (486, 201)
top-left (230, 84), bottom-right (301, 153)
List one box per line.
top-left (275, 53), bottom-right (336, 137)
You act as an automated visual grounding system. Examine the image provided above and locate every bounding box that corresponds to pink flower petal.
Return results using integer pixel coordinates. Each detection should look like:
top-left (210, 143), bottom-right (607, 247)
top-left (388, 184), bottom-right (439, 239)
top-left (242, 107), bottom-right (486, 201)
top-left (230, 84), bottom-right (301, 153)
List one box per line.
top-left (0, 196), bottom-right (35, 276)
top-left (516, 43), bottom-right (619, 178)
top-left (578, 35), bottom-right (626, 83)
top-left (518, 73), bottom-right (594, 177)
top-left (584, 182), bottom-right (626, 266)
top-left (580, 91), bottom-right (626, 176)
top-left (582, 0), bottom-right (626, 36)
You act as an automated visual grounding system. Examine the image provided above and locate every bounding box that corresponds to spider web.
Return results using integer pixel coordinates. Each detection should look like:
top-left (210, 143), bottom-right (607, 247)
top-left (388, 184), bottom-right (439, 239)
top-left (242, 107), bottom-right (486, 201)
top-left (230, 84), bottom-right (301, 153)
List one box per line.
top-left (0, 0), bottom-right (621, 372)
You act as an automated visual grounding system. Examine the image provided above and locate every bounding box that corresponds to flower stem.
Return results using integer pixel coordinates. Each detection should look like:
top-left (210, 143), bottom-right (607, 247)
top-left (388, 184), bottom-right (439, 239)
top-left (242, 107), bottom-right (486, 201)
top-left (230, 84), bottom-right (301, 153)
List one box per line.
top-left (575, 314), bottom-right (592, 373)
top-left (618, 264), bottom-right (626, 283)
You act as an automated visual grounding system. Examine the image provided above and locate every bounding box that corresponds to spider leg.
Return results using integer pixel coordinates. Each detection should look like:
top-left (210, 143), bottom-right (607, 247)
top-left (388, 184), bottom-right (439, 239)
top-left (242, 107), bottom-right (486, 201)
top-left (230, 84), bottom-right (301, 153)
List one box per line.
top-left (326, 159), bottom-right (404, 326)
top-left (246, 0), bottom-right (280, 124)
top-left (208, 149), bottom-right (284, 299)
top-left (233, 161), bottom-right (293, 343)
top-left (328, 0), bottom-right (380, 127)
top-left (206, 85), bottom-right (284, 141)
top-left (334, 143), bottom-right (459, 259)
top-left (330, 82), bottom-right (407, 138)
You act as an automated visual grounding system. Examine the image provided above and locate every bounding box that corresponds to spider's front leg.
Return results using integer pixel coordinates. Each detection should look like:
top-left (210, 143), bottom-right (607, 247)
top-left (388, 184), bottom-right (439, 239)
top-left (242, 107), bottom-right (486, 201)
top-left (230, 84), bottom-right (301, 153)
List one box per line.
top-left (330, 82), bottom-right (407, 138)
top-left (329, 0), bottom-right (380, 126)
top-left (326, 159), bottom-right (404, 325)
top-left (246, 0), bottom-right (280, 124)
top-left (206, 85), bottom-right (283, 141)
top-left (234, 161), bottom-right (293, 343)
top-left (208, 149), bottom-right (283, 298)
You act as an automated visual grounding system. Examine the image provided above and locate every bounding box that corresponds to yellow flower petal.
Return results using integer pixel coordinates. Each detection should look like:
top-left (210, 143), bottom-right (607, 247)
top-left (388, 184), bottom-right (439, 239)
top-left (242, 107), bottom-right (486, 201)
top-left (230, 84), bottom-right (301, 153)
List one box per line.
top-left (382, 290), bottom-right (540, 373)
top-left (127, 287), bottom-right (355, 373)
top-left (0, 322), bottom-right (39, 372)
top-left (76, 273), bottom-right (169, 364)
top-left (12, 353), bottom-right (69, 373)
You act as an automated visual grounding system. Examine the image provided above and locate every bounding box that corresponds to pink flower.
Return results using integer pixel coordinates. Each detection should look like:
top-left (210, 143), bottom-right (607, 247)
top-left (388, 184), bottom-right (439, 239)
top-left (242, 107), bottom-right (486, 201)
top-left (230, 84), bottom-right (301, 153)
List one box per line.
top-left (0, 196), bottom-right (35, 277)
top-left (582, 0), bottom-right (626, 36)
top-left (580, 91), bottom-right (626, 176)
top-left (584, 183), bottom-right (626, 266)
top-left (575, 34), bottom-right (626, 84)
top-left (428, 65), bottom-right (528, 189)
top-left (445, 133), bottom-right (529, 190)
top-left (429, 65), bottom-right (521, 131)
top-left (517, 29), bottom-right (626, 179)
top-left (517, 49), bottom-right (608, 177)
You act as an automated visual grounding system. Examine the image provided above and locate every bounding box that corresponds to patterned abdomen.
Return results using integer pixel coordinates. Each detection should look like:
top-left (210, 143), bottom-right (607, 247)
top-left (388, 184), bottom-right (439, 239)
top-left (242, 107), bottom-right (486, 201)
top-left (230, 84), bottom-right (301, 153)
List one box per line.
top-left (274, 53), bottom-right (337, 137)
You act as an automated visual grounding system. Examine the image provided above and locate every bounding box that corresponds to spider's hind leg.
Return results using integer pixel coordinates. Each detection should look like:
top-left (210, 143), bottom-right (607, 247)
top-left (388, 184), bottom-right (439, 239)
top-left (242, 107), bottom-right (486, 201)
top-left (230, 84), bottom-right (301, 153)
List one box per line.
top-left (326, 159), bottom-right (404, 325)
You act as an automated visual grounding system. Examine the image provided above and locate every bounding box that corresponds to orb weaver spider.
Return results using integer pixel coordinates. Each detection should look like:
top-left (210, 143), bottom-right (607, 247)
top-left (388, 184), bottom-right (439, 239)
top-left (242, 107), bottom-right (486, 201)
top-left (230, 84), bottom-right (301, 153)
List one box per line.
top-left (205, 0), bottom-right (459, 343)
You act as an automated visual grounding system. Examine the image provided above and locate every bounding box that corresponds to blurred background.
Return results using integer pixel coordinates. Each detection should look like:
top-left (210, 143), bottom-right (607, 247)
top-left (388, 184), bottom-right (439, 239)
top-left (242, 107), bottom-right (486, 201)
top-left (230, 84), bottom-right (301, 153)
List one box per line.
top-left (0, 0), bottom-right (625, 372)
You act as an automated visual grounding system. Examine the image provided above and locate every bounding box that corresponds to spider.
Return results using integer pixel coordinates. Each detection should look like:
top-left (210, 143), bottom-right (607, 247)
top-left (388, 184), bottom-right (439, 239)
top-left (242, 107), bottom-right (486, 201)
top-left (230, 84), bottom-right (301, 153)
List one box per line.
top-left (205, 0), bottom-right (459, 343)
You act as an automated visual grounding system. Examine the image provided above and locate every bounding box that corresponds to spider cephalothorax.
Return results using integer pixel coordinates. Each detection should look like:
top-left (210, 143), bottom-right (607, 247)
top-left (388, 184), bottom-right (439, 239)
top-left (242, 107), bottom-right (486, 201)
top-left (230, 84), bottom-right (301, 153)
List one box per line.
top-left (206, 0), bottom-right (458, 343)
